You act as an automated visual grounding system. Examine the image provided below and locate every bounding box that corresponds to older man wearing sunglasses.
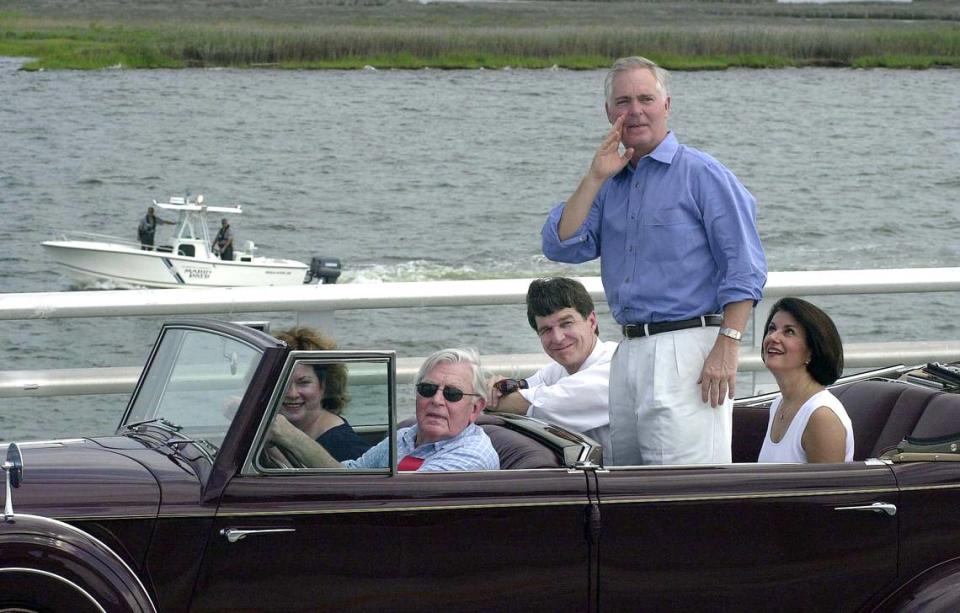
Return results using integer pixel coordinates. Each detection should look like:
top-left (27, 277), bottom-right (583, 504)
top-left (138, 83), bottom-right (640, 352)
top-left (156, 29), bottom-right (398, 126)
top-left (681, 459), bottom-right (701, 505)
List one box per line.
top-left (270, 348), bottom-right (499, 471)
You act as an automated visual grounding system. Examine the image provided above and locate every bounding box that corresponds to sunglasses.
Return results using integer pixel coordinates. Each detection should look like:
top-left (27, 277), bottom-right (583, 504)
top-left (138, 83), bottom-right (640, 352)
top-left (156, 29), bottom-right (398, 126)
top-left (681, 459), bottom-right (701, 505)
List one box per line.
top-left (493, 378), bottom-right (529, 395)
top-left (415, 382), bottom-right (483, 403)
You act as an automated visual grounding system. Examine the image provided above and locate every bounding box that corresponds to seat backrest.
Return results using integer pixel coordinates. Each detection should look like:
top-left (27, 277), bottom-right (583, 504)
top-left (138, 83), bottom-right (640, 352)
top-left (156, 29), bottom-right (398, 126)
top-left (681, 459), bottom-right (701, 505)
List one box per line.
top-left (909, 393), bottom-right (960, 439)
top-left (832, 379), bottom-right (960, 460)
top-left (732, 405), bottom-right (770, 463)
top-left (395, 415), bottom-right (562, 469)
top-left (475, 414), bottom-right (562, 469)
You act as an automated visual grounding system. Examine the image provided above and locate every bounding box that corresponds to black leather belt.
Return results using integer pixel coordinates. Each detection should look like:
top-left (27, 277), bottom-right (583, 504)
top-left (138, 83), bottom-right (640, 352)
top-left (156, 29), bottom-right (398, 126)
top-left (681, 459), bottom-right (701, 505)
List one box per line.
top-left (622, 314), bottom-right (723, 339)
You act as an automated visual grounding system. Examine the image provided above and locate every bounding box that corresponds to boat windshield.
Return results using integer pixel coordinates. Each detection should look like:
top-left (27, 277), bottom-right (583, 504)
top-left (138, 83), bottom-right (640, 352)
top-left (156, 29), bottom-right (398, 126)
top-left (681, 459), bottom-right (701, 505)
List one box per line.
top-left (172, 210), bottom-right (212, 244)
top-left (122, 327), bottom-right (263, 459)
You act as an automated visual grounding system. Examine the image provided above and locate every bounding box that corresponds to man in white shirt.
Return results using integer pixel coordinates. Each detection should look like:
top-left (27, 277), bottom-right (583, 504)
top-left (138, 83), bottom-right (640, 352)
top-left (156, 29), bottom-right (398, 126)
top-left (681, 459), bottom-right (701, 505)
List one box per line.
top-left (488, 277), bottom-right (617, 453)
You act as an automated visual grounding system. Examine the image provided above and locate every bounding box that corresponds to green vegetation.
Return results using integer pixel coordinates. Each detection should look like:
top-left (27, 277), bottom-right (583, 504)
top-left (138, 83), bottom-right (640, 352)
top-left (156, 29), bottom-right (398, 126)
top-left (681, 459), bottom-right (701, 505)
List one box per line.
top-left (1, 1), bottom-right (958, 70)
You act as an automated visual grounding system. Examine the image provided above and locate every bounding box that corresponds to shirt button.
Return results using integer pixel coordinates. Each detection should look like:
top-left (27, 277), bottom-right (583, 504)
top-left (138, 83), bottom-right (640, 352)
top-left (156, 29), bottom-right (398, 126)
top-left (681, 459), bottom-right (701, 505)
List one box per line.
top-left (625, 277), bottom-right (631, 283)
top-left (628, 245), bottom-right (633, 252)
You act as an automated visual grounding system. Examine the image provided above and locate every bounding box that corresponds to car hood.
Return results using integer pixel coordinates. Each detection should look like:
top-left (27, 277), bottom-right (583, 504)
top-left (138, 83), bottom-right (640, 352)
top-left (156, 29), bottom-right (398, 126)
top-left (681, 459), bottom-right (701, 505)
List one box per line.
top-left (1, 437), bottom-right (161, 520)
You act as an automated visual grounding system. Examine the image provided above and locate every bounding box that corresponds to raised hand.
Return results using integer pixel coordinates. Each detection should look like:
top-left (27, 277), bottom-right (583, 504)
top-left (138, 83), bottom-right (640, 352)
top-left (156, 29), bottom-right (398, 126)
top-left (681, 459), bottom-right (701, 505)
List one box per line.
top-left (589, 115), bottom-right (635, 182)
top-left (557, 115), bottom-right (637, 240)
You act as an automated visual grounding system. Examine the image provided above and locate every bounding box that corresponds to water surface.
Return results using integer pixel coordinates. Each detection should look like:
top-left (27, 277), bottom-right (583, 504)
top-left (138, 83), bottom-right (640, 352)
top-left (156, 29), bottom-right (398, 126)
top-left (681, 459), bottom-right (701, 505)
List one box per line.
top-left (1, 60), bottom-right (958, 440)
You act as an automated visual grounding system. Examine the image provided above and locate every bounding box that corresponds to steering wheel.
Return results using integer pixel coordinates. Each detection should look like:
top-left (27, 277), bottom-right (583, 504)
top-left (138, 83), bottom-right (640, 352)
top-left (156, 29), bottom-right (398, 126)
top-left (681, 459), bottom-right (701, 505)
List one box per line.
top-left (259, 443), bottom-right (308, 469)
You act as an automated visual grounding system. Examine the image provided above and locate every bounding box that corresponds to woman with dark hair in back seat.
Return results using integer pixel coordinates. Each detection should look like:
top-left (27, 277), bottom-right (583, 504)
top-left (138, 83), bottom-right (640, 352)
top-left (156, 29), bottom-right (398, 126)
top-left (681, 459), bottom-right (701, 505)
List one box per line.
top-left (757, 297), bottom-right (854, 463)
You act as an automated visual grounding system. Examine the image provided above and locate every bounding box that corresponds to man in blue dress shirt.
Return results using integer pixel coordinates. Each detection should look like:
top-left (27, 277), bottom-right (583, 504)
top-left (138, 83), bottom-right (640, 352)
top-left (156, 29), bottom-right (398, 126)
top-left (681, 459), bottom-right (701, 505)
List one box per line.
top-left (542, 56), bottom-right (767, 465)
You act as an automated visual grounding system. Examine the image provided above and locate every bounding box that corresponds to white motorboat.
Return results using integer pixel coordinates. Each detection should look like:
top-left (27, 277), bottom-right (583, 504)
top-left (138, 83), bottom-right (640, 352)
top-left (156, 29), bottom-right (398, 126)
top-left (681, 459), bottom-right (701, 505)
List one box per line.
top-left (41, 195), bottom-right (342, 289)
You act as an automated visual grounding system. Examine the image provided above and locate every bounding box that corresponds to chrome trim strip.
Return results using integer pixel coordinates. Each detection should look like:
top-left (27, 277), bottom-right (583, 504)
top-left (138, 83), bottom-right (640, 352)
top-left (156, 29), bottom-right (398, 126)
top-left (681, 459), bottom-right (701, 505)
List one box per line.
top-left (0, 567), bottom-right (107, 613)
top-left (48, 488), bottom-right (905, 520)
top-left (213, 499), bottom-right (591, 518)
top-left (208, 487), bottom-right (899, 517)
top-left (45, 514), bottom-right (164, 521)
top-left (46, 485), bottom-right (905, 521)
top-left (898, 483), bottom-right (960, 493)
top-left (16, 439), bottom-right (88, 448)
top-left (599, 486), bottom-right (899, 506)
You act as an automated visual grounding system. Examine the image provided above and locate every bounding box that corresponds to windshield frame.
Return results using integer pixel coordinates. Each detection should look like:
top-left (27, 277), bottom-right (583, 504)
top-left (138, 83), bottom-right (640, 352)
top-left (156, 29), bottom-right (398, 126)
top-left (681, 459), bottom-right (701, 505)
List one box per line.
top-left (118, 319), bottom-right (284, 466)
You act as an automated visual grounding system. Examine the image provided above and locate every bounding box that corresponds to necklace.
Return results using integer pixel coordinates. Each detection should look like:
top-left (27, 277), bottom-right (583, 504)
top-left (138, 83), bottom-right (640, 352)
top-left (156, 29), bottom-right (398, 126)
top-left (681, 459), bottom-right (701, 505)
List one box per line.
top-left (777, 383), bottom-right (821, 423)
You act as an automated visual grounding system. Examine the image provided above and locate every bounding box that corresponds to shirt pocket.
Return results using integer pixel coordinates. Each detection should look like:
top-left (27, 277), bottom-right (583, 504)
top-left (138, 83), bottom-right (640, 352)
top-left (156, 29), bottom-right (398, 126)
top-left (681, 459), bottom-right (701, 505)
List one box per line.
top-left (641, 201), bottom-right (701, 227)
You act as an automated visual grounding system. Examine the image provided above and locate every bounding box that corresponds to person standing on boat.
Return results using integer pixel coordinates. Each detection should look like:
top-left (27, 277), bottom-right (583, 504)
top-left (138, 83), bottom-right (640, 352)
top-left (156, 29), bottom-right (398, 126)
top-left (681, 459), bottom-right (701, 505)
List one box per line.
top-left (542, 56), bottom-right (767, 466)
top-left (487, 277), bottom-right (617, 455)
top-left (213, 218), bottom-right (234, 261)
top-left (137, 206), bottom-right (173, 251)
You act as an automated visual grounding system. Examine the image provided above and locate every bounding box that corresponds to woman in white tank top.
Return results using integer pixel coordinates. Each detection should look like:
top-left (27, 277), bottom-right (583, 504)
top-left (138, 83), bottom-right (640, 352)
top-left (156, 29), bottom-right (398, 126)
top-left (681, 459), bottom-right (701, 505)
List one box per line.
top-left (757, 298), bottom-right (854, 463)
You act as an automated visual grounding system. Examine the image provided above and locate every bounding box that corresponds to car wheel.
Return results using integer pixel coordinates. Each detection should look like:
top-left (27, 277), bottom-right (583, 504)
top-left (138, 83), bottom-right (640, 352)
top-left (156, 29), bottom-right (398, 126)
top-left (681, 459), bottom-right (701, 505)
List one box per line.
top-left (0, 570), bottom-right (105, 613)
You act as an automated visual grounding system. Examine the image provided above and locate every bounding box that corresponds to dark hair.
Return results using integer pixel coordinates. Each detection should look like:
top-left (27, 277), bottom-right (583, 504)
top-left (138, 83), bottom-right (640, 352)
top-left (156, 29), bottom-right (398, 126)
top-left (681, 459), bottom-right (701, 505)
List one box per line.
top-left (274, 326), bottom-right (350, 414)
top-left (763, 297), bottom-right (844, 386)
top-left (526, 277), bottom-right (598, 335)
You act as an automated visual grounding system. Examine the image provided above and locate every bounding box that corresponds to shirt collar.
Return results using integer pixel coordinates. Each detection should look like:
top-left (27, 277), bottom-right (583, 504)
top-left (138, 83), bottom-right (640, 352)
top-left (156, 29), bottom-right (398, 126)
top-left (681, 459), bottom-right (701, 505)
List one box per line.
top-left (648, 130), bottom-right (679, 164)
top-left (404, 422), bottom-right (479, 452)
top-left (577, 337), bottom-right (607, 372)
top-left (624, 130), bottom-right (678, 174)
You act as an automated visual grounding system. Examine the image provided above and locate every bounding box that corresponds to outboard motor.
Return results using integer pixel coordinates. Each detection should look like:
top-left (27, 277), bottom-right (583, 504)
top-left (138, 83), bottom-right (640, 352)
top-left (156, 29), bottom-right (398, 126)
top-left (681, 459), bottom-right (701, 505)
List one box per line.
top-left (307, 255), bottom-right (342, 284)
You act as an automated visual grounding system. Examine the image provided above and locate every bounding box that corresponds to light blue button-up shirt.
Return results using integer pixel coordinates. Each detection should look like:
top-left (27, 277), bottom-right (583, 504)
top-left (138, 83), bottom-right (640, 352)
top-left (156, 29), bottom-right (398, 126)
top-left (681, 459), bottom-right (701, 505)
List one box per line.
top-left (543, 132), bottom-right (767, 325)
top-left (342, 422), bottom-right (500, 471)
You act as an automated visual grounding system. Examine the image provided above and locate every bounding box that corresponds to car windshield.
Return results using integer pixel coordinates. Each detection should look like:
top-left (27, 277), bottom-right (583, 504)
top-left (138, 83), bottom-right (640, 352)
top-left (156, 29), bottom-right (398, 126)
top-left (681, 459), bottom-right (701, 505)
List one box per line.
top-left (122, 326), bottom-right (263, 458)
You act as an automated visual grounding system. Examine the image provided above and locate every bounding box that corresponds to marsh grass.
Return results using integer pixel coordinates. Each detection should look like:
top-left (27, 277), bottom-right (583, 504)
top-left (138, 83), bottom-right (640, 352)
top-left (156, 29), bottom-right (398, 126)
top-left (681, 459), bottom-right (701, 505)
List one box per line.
top-left (1, 1), bottom-right (958, 70)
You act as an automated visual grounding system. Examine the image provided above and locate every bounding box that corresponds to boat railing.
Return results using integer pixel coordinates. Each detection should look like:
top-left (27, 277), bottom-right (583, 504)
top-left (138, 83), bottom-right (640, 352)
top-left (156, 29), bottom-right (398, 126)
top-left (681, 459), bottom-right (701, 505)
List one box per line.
top-left (52, 230), bottom-right (141, 248)
top-left (2, 267), bottom-right (960, 399)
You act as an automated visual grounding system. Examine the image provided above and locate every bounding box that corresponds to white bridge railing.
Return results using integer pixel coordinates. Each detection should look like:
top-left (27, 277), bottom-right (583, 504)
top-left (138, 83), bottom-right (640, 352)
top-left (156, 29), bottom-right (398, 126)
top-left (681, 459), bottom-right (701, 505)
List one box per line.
top-left (2, 267), bottom-right (960, 399)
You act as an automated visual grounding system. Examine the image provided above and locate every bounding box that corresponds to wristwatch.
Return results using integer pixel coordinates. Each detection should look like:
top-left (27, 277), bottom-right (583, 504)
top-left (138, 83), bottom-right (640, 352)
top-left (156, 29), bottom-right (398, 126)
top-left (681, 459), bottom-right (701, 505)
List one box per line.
top-left (718, 327), bottom-right (743, 342)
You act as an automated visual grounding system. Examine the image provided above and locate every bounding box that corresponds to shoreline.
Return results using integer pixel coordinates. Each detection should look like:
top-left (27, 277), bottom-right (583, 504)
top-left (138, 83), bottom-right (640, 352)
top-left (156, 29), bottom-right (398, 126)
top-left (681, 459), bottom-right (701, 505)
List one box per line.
top-left (1, 1), bottom-right (958, 70)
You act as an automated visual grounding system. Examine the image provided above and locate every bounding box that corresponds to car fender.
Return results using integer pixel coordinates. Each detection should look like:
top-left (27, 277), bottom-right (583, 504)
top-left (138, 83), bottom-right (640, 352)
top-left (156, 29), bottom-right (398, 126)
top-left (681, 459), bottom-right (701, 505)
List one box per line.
top-left (875, 558), bottom-right (960, 613)
top-left (0, 513), bottom-right (157, 613)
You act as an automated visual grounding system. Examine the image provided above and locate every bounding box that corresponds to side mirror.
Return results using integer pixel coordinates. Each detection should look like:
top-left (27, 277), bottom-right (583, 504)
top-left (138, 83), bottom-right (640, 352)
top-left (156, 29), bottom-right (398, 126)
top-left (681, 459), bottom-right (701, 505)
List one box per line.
top-left (3, 443), bottom-right (23, 521)
top-left (5, 444), bottom-right (22, 489)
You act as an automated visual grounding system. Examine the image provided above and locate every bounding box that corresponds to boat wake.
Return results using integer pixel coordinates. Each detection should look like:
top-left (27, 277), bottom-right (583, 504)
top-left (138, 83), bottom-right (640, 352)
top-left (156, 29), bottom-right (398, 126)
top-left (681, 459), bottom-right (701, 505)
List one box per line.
top-left (346, 257), bottom-right (598, 284)
top-left (69, 278), bottom-right (144, 291)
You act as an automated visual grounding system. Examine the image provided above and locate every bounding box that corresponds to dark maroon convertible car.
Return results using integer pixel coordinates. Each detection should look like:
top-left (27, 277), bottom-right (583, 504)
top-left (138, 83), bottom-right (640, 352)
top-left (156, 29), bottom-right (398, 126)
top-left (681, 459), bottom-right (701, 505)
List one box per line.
top-left (3, 319), bottom-right (960, 612)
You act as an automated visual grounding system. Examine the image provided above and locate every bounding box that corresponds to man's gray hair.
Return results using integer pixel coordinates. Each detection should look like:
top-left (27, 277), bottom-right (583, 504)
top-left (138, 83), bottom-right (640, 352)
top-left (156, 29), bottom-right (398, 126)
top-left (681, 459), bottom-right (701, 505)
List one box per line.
top-left (604, 56), bottom-right (670, 103)
top-left (416, 347), bottom-right (487, 398)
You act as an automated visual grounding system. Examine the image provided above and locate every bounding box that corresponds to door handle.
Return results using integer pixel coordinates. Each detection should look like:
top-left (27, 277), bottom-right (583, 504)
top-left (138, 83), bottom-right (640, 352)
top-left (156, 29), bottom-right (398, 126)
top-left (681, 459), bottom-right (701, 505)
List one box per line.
top-left (220, 527), bottom-right (296, 543)
top-left (834, 502), bottom-right (897, 517)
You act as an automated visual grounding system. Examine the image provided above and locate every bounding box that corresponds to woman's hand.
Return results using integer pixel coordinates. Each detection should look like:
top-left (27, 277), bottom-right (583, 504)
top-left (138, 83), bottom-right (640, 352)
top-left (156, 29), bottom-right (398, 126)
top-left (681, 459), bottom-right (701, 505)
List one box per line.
top-left (267, 413), bottom-right (300, 445)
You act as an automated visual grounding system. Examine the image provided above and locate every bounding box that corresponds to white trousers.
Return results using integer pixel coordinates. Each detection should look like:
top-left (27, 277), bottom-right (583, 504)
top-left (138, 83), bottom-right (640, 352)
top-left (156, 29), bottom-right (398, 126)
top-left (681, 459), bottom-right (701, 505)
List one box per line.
top-left (609, 326), bottom-right (732, 465)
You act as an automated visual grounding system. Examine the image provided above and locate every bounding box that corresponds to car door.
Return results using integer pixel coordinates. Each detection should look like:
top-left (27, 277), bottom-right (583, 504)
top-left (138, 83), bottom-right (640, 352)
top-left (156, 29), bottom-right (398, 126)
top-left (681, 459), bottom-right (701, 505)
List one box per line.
top-left (190, 352), bottom-right (594, 612)
top-left (595, 461), bottom-right (899, 612)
